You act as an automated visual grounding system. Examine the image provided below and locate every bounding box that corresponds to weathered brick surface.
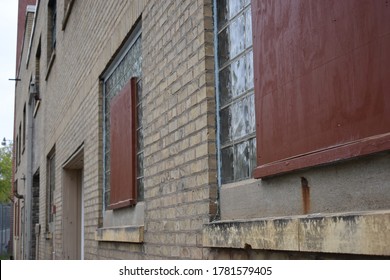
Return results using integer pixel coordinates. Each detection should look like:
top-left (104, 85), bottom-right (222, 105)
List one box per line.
top-left (142, 0), bottom-right (217, 259)
top-left (14, 0), bottom-right (217, 260)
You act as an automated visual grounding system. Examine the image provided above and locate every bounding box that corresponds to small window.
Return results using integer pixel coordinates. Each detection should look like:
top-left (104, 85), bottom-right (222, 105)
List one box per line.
top-left (34, 40), bottom-right (41, 116)
top-left (15, 135), bottom-right (19, 168)
top-left (48, 0), bottom-right (57, 51)
top-left (18, 124), bottom-right (21, 164)
top-left (46, 148), bottom-right (55, 232)
top-left (22, 104), bottom-right (26, 151)
top-left (47, 0), bottom-right (57, 76)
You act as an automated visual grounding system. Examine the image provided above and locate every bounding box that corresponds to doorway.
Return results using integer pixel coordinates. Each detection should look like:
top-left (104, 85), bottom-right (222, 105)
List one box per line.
top-left (62, 147), bottom-right (84, 259)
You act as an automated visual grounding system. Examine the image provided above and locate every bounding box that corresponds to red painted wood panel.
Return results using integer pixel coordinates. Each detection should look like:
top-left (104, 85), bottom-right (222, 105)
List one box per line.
top-left (252, 0), bottom-right (390, 178)
top-left (109, 78), bottom-right (137, 209)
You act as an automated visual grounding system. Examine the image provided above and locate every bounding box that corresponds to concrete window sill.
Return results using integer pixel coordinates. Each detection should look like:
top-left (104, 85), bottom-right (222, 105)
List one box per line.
top-left (95, 225), bottom-right (144, 243)
top-left (203, 210), bottom-right (390, 256)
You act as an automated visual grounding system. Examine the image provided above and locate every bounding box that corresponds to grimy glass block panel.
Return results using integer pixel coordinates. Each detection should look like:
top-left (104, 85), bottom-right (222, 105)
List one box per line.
top-left (221, 146), bottom-right (234, 184)
top-left (245, 8), bottom-right (252, 48)
top-left (231, 55), bottom-right (246, 98)
top-left (234, 140), bottom-right (250, 181)
top-left (219, 64), bottom-right (233, 106)
top-left (245, 50), bottom-right (254, 90)
top-left (217, 0), bottom-right (256, 184)
top-left (220, 106), bottom-right (232, 145)
top-left (231, 98), bottom-right (246, 141)
top-left (228, 14), bottom-right (245, 60)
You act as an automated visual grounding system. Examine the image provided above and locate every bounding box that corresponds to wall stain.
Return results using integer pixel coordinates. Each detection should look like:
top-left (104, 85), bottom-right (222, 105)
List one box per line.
top-left (301, 177), bottom-right (310, 214)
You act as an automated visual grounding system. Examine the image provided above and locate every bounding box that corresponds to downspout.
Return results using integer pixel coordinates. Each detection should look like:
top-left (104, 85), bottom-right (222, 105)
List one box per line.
top-left (25, 94), bottom-right (35, 259)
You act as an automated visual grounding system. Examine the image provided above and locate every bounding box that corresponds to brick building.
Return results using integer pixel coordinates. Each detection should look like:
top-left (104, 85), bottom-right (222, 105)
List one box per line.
top-left (12, 0), bottom-right (390, 260)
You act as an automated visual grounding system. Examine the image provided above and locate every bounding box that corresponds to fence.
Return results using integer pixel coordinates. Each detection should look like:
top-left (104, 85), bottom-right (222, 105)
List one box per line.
top-left (0, 203), bottom-right (11, 255)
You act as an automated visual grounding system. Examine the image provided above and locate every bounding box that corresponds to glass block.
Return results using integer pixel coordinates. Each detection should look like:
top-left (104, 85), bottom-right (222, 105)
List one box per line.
top-left (137, 103), bottom-right (143, 129)
top-left (217, 0), bottom-right (229, 30)
top-left (218, 65), bottom-right (233, 106)
top-left (220, 106), bottom-right (232, 145)
top-left (249, 138), bottom-right (257, 173)
top-left (137, 127), bottom-right (144, 151)
top-left (245, 93), bottom-right (256, 134)
top-left (104, 190), bottom-right (110, 209)
top-left (137, 178), bottom-right (144, 201)
top-left (229, 14), bottom-right (245, 59)
top-left (218, 27), bottom-right (230, 67)
top-left (245, 7), bottom-right (253, 48)
top-left (221, 146), bottom-right (234, 184)
top-left (245, 50), bottom-right (254, 90)
top-left (234, 141), bottom-right (250, 180)
top-left (104, 155), bottom-right (110, 174)
top-left (231, 56), bottom-right (246, 98)
top-left (137, 152), bottom-right (144, 177)
top-left (228, 0), bottom-right (244, 19)
top-left (231, 99), bottom-right (246, 140)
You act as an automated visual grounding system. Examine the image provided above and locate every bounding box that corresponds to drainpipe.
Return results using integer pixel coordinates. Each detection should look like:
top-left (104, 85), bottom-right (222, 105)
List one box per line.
top-left (24, 94), bottom-right (35, 259)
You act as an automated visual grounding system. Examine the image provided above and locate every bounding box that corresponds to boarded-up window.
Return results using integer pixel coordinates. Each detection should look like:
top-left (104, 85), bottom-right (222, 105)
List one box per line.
top-left (102, 25), bottom-right (142, 210)
top-left (109, 78), bottom-right (137, 209)
top-left (251, 0), bottom-right (390, 178)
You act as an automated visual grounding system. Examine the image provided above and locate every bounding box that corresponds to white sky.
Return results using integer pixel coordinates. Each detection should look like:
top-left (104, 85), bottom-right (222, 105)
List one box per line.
top-left (0, 0), bottom-right (18, 144)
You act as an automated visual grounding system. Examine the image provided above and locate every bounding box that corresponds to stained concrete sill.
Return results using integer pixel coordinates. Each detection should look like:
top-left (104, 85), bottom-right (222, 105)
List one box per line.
top-left (95, 225), bottom-right (144, 243)
top-left (203, 210), bottom-right (390, 256)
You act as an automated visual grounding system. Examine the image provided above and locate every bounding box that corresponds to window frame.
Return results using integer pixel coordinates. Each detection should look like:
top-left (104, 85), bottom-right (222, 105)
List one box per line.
top-left (46, 148), bottom-right (55, 233)
top-left (101, 22), bottom-right (143, 211)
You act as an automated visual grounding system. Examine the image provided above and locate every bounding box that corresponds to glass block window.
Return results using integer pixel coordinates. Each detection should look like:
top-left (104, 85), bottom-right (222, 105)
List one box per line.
top-left (102, 27), bottom-right (143, 209)
top-left (136, 79), bottom-right (144, 202)
top-left (48, 0), bottom-right (57, 51)
top-left (216, 0), bottom-right (256, 184)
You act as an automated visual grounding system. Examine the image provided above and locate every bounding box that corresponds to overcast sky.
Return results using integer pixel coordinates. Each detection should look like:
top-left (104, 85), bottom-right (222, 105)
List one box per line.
top-left (0, 0), bottom-right (18, 144)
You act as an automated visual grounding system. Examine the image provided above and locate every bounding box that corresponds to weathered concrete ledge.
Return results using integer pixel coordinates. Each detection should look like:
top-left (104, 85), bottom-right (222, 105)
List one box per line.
top-left (203, 210), bottom-right (390, 255)
top-left (95, 225), bottom-right (144, 243)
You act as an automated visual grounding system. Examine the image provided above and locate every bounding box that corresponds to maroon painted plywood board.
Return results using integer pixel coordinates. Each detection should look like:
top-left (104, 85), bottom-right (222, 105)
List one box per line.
top-left (109, 78), bottom-right (137, 209)
top-left (251, 0), bottom-right (390, 178)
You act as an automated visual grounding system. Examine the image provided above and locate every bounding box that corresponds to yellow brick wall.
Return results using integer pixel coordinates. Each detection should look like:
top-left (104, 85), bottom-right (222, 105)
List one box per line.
top-left (14, 0), bottom-right (217, 260)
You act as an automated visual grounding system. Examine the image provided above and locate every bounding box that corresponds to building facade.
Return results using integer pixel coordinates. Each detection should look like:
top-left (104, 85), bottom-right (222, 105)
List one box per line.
top-left (12, 0), bottom-right (390, 260)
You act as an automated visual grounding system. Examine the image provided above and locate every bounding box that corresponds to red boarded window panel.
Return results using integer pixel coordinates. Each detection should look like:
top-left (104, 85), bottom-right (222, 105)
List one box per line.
top-left (109, 77), bottom-right (138, 209)
top-left (252, 0), bottom-right (390, 178)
